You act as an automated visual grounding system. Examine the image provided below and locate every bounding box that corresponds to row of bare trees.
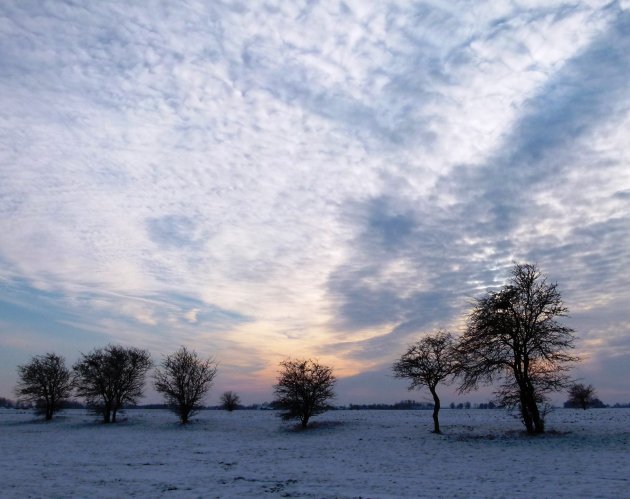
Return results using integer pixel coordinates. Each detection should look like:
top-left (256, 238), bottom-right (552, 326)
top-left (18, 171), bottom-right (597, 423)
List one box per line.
top-left (14, 343), bottom-right (333, 428)
top-left (14, 262), bottom-right (580, 435)
top-left (393, 262), bottom-right (579, 435)
top-left (271, 262), bottom-right (584, 435)
top-left (15, 346), bottom-right (219, 423)
top-left (246, 262), bottom-right (582, 435)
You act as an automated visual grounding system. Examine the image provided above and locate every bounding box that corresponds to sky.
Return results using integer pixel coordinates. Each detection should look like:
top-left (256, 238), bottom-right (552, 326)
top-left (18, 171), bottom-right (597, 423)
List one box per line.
top-left (1, 0), bottom-right (629, 406)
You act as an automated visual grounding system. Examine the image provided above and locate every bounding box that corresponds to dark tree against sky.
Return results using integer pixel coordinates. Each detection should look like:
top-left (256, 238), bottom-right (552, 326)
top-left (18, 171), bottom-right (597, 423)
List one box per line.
top-left (220, 391), bottom-right (240, 412)
top-left (457, 263), bottom-right (578, 434)
top-left (566, 383), bottom-right (597, 410)
top-left (272, 358), bottom-right (336, 429)
top-left (393, 330), bottom-right (458, 434)
top-left (15, 353), bottom-right (74, 420)
top-left (74, 345), bottom-right (151, 423)
top-left (154, 346), bottom-right (217, 424)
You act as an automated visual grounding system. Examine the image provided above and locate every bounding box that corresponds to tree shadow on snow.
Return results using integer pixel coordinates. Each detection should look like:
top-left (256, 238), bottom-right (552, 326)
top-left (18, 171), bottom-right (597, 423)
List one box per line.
top-left (281, 420), bottom-right (346, 433)
top-left (448, 427), bottom-right (572, 442)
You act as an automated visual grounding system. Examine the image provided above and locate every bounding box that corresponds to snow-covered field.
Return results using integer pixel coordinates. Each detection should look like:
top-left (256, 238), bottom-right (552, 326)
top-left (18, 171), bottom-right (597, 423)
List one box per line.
top-left (1, 408), bottom-right (628, 498)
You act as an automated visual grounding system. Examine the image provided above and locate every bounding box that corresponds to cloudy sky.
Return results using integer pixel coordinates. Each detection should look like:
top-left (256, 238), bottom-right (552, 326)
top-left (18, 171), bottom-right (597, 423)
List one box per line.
top-left (1, 0), bottom-right (629, 405)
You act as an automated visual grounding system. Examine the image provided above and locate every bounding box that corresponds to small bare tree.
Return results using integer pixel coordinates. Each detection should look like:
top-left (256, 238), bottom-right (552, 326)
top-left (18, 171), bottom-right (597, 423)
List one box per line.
top-left (15, 353), bottom-right (75, 420)
top-left (566, 383), bottom-right (596, 410)
top-left (393, 330), bottom-right (459, 433)
top-left (74, 345), bottom-right (152, 423)
top-left (154, 346), bottom-right (217, 423)
top-left (220, 391), bottom-right (241, 411)
top-left (272, 358), bottom-right (336, 429)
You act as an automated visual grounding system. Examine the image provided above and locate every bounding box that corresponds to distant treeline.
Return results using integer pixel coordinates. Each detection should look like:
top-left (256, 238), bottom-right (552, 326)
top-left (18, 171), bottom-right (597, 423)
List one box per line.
top-left (129, 403), bottom-right (276, 411)
top-left (563, 398), bottom-right (608, 409)
top-left (345, 400), bottom-right (435, 410)
top-left (0, 397), bottom-right (84, 410)
top-left (3, 395), bottom-right (629, 411)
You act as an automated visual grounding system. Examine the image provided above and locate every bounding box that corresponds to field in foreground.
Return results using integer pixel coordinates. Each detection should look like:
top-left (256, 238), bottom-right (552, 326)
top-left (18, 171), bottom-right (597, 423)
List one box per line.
top-left (1, 408), bottom-right (629, 498)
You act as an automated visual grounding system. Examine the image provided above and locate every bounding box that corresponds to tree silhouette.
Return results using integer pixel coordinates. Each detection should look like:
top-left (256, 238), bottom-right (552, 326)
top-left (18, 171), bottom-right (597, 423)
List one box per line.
top-left (15, 353), bottom-right (74, 420)
top-left (220, 391), bottom-right (241, 411)
top-left (566, 383), bottom-right (597, 410)
top-left (154, 346), bottom-right (217, 423)
top-left (457, 263), bottom-right (578, 434)
top-left (74, 345), bottom-right (151, 423)
top-left (393, 330), bottom-right (458, 433)
top-left (272, 358), bottom-right (335, 429)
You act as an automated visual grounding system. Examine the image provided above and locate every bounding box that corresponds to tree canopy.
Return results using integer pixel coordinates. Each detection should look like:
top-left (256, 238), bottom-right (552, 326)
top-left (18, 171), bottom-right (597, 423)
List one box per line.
top-left (154, 346), bottom-right (217, 423)
top-left (272, 358), bottom-right (336, 429)
top-left (15, 353), bottom-right (74, 420)
top-left (457, 262), bottom-right (578, 434)
top-left (74, 345), bottom-right (151, 423)
top-left (565, 383), bottom-right (598, 410)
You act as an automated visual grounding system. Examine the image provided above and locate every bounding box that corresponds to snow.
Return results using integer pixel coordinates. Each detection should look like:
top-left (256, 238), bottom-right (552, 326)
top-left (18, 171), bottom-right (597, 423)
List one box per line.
top-left (1, 408), bottom-right (629, 498)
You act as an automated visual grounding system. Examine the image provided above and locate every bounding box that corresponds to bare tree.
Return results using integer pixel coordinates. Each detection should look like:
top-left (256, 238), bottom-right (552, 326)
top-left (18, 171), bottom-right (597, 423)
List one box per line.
top-left (220, 391), bottom-right (241, 411)
top-left (272, 358), bottom-right (336, 429)
top-left (74, 345), bottom-right (152, 423)
top-left (15, 353), bottom-right (74, 420)
top-left (154, 346), bottom-right (217, 423)
top-left (457, 263), bottom-right (578, 434)
top-left (566, 383), bottom-right (596, 410)
top-left (393, 330), bottom-right (458, 434)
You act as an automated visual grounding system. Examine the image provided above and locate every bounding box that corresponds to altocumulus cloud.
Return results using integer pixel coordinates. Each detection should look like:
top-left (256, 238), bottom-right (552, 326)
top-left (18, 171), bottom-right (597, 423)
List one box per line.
top-left (0, 0), bottom-right (628, 403)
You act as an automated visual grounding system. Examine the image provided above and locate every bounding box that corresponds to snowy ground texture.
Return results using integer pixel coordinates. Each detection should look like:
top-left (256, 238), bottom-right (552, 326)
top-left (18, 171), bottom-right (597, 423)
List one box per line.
top-left (1, 408), bottom-right (629, 498)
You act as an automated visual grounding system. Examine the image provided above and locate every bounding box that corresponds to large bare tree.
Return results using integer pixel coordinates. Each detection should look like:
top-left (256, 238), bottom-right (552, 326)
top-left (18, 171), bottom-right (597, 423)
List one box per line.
top-left (74, 345), bottom-right (152, 423)
top-left (457, 263), bottom-right (578, 434)
top-left (393, 330), bottom-right (458, 433)
top-left (15, 353), bottom-right (75, 420)
top-left (154, 346), bottom-right (217, 423)
top-left (272, 358), bottom-right (335, 429)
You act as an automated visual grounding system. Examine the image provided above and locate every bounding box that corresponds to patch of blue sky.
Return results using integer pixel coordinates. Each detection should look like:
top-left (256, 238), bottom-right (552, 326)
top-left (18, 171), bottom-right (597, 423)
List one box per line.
top-left (0, 279), bottom-right (109, 346)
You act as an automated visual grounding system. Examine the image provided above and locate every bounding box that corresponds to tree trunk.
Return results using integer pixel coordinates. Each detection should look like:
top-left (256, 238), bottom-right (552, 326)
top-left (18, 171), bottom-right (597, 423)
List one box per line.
top-left (180, 403), bottom-right (192, 424)
top-left (301, 414), bottom-right (309, 429)
top-left (103, 410), bottom-right (111, 424)
top-left (520, 384), bottom-right (544, 434)
top-left (519, 389), bottom-right (534, 434)
top-left (429, 386), bottom-right (441, 434)
top-left (528, 396), bottom-right (544, 434)
top-left (45, 408), bottom-right (53, 421)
